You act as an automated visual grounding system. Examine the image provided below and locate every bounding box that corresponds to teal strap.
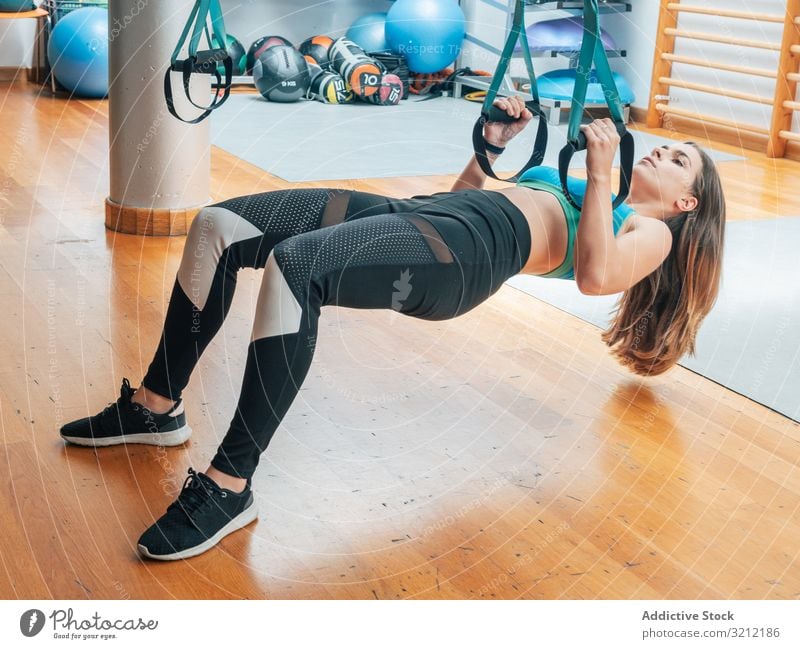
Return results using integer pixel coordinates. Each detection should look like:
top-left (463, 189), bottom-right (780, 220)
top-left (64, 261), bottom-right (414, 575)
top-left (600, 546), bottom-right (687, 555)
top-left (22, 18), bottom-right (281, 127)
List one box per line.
top-left (559, 0), bottom-right (634, 210)
top-left (566, 0), bottom-right (623, 143)
top-left (472, 0), bottom-right (549, 182)
top-left (186, 0), bottom-right (209, 60)
top-left (169, 0), bottom-right (228, 65)
top-left (206, 0), bottom-right (228, 54)
top-left (164, 0), bottom-right (231, 124)
top-left (169, 0), bottom-right (201, 64)
top-left (483, 0), bottom-right (539, 108)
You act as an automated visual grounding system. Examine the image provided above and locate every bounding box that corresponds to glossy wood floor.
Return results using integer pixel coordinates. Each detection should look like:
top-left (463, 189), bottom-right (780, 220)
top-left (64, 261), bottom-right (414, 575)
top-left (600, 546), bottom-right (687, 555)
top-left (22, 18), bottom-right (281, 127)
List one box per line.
top-left (1, 79), bottom-right (799, 600)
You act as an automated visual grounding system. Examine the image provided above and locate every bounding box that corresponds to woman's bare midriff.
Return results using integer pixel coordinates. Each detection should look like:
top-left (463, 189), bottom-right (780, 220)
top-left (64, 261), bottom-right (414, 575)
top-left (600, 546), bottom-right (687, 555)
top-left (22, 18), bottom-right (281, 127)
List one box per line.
top-left (494, 186), bottom-right (569, 276)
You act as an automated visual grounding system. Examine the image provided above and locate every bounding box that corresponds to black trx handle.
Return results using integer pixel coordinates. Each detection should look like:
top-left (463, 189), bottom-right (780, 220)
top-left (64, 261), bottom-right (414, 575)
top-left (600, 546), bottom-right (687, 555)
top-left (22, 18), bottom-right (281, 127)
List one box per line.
top-left (472, 101), bottom-right (549, 183)
top-left (558, 122), bottom-right (635, 210)
top-left (483, 104), bottom-right (527, 124)
top-left (164, 50), bottom-right (232, 125)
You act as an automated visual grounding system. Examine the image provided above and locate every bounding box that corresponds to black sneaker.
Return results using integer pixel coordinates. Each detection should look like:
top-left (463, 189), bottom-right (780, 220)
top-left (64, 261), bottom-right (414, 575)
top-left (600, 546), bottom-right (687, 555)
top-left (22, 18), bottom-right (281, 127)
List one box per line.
top-left (137, 468), bottom-right (258, 560)
top-left (60, 377), bottom-right (192, 447)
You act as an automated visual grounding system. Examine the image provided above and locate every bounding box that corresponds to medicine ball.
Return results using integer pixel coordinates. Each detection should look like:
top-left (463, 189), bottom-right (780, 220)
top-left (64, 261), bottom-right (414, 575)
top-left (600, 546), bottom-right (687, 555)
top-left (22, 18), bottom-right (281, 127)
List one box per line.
top-left (306, 61), bottom-right (354, 104)
top-left (329, 37), bottom-right (382, 98)
top-left (365, 73), bottom-right (403, 105)
top-left (253, 45), bottom-right (311, 102)
top-left (246, 35), bottom-right (293, 74)
top-left (211, 33), bottom-right (247, 76)
top-left (299, 35), bottom-right (334, 70)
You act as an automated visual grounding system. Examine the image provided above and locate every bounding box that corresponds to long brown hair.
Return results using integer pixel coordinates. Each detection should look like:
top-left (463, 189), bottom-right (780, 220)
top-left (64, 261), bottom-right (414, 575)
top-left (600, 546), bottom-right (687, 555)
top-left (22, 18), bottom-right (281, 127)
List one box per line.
top-left (601, 143), bottom-right (726, 376)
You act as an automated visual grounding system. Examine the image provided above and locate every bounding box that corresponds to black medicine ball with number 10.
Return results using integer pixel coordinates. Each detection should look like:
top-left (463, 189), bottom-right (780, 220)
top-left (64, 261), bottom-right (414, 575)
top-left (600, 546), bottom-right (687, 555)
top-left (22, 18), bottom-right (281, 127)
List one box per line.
top-left (329, 37), bottom-right (382, 99)
top-left (253, 45), bottom-right (311, 102)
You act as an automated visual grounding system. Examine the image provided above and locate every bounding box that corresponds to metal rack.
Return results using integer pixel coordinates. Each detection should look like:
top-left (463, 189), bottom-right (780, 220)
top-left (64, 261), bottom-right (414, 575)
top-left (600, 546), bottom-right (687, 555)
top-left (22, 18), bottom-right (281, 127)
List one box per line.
top-left (42, 0), bottom-right (107, 23)
top-left (454, 0), bottom-right (632, 124)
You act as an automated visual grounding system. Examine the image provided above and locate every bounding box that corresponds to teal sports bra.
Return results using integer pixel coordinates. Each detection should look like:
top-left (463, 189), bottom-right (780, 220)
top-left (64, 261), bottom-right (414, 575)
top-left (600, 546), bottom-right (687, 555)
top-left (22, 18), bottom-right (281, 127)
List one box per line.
top-left (516, 166), bottom-right (635, 280)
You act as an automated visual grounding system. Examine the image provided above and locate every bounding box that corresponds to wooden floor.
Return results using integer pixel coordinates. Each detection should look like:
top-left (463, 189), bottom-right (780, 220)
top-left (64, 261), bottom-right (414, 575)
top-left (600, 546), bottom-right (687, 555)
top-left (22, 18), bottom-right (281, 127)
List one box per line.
top-left (1, 79), bottom-right (799, 600)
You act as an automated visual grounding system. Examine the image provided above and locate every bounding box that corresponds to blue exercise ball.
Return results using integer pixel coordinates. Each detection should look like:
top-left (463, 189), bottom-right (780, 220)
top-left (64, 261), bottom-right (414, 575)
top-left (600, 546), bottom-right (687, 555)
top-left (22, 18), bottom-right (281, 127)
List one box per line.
top-left (516, 16), bottom-right (617, 54)
top-left (386, 0), bottom-right (465, 74)
top-left (346, 12), bottom-right (389, 54)
top-left (47, 7), bottom-right (108, 98)
top-left (537, 68), bottom-right (635, 104)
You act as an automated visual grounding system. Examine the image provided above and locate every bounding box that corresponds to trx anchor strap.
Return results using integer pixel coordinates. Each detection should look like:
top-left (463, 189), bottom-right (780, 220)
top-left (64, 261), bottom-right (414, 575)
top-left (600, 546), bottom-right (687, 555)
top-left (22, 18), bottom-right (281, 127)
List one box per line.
top-left (473, 0), bottom-right (634, 207)
top-left (164, 0), bottom-right (232, 124)
top-left (472, 0), bottom-right (548, 183)
top-left (558, 0), bottom-right (634, 209)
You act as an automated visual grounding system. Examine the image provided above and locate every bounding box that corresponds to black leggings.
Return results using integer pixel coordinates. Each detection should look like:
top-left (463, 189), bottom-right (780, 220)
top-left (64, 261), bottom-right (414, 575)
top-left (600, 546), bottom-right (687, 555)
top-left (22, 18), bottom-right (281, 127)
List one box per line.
top-left (141, 187), bottom-right (532, 479)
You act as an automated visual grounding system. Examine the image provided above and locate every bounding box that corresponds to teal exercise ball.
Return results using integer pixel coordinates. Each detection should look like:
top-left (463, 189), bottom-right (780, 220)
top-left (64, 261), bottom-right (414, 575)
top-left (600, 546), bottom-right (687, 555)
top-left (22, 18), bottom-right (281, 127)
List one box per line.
top-left (537, 68), bottom-right (635, 104)
top-left (0, 1), bottom-right (35, 10)
top-left (386, 0), bottom-right (465, 74)
top-left (47, 7), bottom-right (108, 98)
top-left (346, 12), bottom-right (389, 54)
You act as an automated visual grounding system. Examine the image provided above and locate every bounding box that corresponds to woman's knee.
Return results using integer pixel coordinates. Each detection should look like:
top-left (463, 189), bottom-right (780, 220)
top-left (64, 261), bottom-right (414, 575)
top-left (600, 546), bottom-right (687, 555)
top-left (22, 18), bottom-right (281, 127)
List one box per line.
top-left (185, 207), bottom-right (219, 259)
top-left (176, 207), bottom-right (265, 304)
top-left (250, 246), bottom-right (305, 341)
top-left (185, 206), bottom-right (263, 259)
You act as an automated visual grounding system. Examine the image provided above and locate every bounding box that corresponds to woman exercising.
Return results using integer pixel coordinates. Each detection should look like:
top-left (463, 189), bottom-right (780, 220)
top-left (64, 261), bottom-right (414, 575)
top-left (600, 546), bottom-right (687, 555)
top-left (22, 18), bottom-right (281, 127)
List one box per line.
top-left (60, 95), bottom-right (726, 560)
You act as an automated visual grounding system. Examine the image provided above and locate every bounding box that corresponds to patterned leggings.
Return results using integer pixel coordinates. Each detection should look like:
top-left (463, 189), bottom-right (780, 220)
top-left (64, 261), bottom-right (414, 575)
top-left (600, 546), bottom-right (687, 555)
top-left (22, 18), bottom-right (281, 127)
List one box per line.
top-left (141, 187), bottom-right (531, 478)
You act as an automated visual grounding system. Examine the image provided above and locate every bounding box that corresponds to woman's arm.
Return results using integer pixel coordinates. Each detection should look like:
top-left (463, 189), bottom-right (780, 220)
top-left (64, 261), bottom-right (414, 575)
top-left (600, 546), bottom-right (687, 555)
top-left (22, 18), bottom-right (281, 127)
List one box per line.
top-left (574, 119), bottom-right (671, 295)
top-left (451, 95), bottom-right (533, 193)
top-left (451, 151), bottom-right (500, 192)
top-left (574, 168), bottom-right (621, 292)
top-left (577, 214), bottom-right (672, 295)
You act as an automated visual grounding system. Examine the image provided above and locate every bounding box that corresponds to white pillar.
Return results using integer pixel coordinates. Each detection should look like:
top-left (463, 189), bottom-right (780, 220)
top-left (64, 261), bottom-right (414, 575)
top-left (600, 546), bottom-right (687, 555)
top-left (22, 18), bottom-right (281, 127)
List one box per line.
top-left (106, 0), bottom-right (211, 235)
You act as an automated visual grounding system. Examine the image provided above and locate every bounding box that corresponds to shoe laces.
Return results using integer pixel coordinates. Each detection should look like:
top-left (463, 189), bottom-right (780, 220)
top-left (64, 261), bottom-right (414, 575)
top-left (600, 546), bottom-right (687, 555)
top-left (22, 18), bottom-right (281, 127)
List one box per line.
top-left (169, 468), bottom-right (228, 519)
top-left (96, 377), bottom-right (139, 430)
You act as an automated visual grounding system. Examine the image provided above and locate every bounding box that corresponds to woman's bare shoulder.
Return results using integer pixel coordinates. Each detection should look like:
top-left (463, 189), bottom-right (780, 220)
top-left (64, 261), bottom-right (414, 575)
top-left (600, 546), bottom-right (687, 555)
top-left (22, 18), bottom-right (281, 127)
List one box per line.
top-left (617, 213), bottom-right (671, 240)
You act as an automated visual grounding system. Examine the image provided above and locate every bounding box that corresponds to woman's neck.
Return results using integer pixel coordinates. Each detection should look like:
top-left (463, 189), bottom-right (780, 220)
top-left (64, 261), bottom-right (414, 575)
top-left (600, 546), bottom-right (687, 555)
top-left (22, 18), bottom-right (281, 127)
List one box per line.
top-left (625, 197), bottom-right (666, 220)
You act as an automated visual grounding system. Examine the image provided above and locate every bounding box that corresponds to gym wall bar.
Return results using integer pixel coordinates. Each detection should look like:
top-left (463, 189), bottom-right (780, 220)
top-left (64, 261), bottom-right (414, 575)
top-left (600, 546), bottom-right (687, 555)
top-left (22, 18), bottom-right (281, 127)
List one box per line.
top-left (647, 0), bottom-right (800, 158)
